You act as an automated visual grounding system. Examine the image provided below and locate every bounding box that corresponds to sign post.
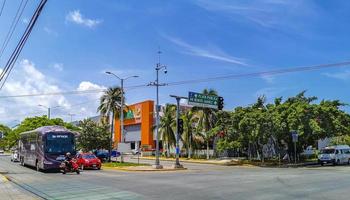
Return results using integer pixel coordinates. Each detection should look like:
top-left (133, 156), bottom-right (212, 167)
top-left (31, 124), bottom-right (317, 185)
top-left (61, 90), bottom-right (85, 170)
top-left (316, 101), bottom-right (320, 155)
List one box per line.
top-left (170, 95), bottom-right (186, 169)
top-left (291, 131), bottom-right (298, 164)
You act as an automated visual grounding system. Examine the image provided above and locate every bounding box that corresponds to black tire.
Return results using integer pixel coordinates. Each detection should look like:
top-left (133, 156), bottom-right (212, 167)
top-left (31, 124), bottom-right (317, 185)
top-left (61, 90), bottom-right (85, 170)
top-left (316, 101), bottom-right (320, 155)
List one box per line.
top-left (320, 163), bottom-right (324, 166)
top-left (62, 170), bottom-right (66, 174)
top-left (35, 161), bottom-right (40, 172)
top-left (76, 170), bottom-right (80, 174)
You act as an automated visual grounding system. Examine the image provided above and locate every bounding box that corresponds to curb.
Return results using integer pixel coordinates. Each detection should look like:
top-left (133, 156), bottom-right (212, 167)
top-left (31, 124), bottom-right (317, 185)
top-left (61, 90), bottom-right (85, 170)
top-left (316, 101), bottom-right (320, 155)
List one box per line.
top-left (0, 174), bottom-right (8, 182)
top-left (136, 157), bottom-right (245, 166)
top-left (103, 166), bottom-right (188, 172)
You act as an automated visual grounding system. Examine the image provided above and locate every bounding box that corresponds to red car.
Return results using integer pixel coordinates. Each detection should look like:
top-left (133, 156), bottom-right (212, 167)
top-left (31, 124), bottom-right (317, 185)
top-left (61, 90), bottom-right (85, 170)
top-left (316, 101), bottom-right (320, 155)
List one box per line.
top-left (76, 153), bottom-right (101, 170)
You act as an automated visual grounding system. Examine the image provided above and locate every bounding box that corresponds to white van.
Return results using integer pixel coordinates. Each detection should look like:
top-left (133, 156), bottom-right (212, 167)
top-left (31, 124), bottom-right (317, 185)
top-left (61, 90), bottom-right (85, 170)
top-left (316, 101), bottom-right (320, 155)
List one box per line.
top-left (318, 145), bottom-right (350, 165)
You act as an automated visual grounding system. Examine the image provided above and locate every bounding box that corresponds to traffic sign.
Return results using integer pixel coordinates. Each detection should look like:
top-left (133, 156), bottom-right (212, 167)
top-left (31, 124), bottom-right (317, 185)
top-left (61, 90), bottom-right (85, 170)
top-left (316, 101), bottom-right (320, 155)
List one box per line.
top-left (188, 91), bottom-right (219, 109)
top-left (291, 131), bottom-right (298, 142)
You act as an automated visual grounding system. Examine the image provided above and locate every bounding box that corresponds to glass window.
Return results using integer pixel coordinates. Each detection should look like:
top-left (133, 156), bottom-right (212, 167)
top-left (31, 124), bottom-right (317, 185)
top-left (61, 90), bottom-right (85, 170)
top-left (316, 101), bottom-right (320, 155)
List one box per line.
top-left (82, 154), bottom-right (97, 159)
top-left (45, 133), bottom-right (75, 154)
top-left (321, 149), bottom-right (335, 154)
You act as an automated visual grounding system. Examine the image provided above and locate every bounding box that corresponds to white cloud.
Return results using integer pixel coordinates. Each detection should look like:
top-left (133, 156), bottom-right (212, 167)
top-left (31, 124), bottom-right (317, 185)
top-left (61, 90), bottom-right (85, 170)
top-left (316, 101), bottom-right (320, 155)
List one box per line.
top-left (255, 87), bottom-right (287, 101)
top-left (323, 70), bottom-right (350, 81)
top-left (0, 60), bottom-right (104, 125)
top-left (77, 81), bottom-right (105, 91)
top-left (164, 35), bottom-right (247, 66)
top-left (260, 75), bottom-right (275, 84)
top-left (51, 63), bottom-right (63, 71)
top-left (66, 10), bottom-right (102, 28)
top-left (195, 0), bottom-right (317, 29)
top-left (44, 27), bottom-right (58, 36)
top-left (22, 18), bottom-right (29, 24)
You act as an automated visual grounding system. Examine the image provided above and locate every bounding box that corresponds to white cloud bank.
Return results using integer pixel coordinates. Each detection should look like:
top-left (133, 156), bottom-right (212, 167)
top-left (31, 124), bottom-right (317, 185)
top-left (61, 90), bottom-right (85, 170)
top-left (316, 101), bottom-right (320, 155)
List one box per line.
top-left (66, 10), bottom-right (102, 28)
top-left (0, 59), bottom-right (104, 124)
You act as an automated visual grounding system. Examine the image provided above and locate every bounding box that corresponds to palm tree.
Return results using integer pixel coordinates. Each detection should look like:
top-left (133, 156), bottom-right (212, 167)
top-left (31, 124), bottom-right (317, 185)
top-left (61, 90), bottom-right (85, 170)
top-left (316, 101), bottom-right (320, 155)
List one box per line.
top-left (159, 104), bottom-right (176, 157)
top-left (193, 89), bottom-right (218, 159)
top-left (97, 86), bottom-right (123, 161)
top-left (181, 110), bottom-right (195, 158)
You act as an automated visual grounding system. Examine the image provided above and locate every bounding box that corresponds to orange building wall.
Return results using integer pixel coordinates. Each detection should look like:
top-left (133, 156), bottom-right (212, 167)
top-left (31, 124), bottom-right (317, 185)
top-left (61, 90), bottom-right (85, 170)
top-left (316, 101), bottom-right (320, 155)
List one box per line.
top-left (114, 100), bottom-right (154, 148)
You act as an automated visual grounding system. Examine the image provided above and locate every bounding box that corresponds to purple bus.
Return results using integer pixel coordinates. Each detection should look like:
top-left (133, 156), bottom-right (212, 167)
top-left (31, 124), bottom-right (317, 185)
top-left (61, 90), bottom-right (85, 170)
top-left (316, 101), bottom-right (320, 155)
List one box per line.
top-left (19, 126), bottom-right (77, 171)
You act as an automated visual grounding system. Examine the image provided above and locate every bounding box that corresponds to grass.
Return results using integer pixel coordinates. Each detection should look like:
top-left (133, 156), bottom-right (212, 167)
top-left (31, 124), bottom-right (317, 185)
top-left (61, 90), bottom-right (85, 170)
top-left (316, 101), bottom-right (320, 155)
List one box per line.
top-left (102, 162), bottom-right (149, 168)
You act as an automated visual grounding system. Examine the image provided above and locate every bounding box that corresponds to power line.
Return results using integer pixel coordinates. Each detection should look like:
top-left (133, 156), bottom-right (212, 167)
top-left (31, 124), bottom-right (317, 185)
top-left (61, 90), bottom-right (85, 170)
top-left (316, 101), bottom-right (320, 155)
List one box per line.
top-left (0, 89), bottom-right (106, 99)
top-left (0, 0), bottom-right (29, 60)
top-left (165, 61), bottom-right (350, 86)
top-left (0, 61), bottom-right (349, 99)
top-left (0, 0), bottom-right (48, 90)
top-left (0, 0), bottom-right (6, 17)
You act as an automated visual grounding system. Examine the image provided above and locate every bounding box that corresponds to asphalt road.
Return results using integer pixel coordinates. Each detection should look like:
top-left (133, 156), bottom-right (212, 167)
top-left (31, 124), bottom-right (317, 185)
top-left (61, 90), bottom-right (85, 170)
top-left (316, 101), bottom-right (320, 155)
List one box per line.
top-left (1, 155), bottom-right (350, 200)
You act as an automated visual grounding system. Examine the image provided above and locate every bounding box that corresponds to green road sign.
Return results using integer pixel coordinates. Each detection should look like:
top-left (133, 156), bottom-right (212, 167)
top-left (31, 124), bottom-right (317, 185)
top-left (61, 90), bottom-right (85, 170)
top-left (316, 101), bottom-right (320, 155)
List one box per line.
top-left (188, 91), bottom-right (218, 109)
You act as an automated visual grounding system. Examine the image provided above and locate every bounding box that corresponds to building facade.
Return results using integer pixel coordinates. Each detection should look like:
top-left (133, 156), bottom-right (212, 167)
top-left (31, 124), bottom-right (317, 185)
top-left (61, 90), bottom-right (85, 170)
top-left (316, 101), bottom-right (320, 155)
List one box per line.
top-left (114, 100), bottom-right (154, 150)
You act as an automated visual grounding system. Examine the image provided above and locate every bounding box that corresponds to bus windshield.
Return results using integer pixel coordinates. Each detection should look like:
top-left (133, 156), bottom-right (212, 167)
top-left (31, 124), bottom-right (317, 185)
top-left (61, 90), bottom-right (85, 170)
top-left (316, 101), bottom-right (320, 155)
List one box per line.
top-left (45, 133), bottom-right (75, 154)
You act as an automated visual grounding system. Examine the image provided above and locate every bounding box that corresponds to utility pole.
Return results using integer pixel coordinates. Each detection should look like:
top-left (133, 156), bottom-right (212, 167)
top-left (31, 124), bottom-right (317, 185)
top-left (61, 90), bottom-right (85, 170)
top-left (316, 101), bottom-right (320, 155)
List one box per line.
top-left (38, 105), bottom-right (59, 120)
top-left (106, 71), bottom-right (139, 162)
top-left (68, 113), bottom-right (75, 123)
top-left (148, 50), bottom-right (167, 169)
top-left (170, 95), bottom-right (187, 169)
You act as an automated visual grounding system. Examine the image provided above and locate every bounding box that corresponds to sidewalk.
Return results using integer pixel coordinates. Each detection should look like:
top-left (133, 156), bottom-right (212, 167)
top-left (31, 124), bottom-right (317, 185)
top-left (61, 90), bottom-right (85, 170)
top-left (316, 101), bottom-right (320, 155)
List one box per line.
top-left (135, 156), bottom-right (249, 166)
top-left (0, 174), bottom-right (39, 200)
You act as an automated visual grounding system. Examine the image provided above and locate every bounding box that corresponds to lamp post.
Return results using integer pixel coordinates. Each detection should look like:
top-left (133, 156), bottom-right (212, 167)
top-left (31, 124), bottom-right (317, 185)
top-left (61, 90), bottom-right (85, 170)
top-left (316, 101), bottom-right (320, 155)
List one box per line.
top-left (148, 62), bottom-right (167, 169)
top-left (106, 72), bottom-right (139, 143)
top-left (38, 105), bottom-right (60, 119)
top-left (67, 113), bottom-right (75, 123)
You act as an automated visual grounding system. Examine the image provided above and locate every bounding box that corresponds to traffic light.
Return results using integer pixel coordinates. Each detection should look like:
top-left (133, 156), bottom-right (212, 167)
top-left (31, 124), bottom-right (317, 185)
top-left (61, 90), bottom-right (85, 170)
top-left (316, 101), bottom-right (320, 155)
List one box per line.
top-left (178, 119), bottom-right (183, 134)
top-left (218, 97), bottom-right (224, 110)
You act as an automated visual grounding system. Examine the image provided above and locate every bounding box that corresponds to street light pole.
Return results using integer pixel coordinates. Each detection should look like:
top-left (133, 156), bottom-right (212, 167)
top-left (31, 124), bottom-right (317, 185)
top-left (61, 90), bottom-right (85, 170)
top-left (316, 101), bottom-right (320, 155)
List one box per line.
top-left (148, 60), bottom-right (167, 169)
top-left (38, 105), bottom-right (59, 120)
top-left (105, 72), bottom-right (138, 161)
top-left (170, 95), bottom-right (187, 169)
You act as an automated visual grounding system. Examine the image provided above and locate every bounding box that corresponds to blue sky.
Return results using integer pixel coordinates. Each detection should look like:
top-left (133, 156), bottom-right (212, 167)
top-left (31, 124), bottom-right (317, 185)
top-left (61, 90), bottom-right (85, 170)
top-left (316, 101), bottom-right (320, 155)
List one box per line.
top-left (1, 0), bottom-right (350, 126)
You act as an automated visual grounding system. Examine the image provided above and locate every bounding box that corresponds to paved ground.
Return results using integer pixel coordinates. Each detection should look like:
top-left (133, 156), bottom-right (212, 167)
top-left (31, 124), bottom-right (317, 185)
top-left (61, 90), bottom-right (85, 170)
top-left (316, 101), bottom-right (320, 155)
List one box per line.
top-left (1, 155), bottom-right (350, 200)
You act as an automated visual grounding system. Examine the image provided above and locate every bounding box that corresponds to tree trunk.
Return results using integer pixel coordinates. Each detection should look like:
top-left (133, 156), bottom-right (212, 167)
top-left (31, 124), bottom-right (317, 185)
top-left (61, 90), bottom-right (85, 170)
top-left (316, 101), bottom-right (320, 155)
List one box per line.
top-left (188, 134), bottom-right (192, 159)
top-left (206, 140), bottom-right (209, 160)
top-left (109, 111), bottom-right (115, 162)
top-left (167, 143), bottom-right (170, 158)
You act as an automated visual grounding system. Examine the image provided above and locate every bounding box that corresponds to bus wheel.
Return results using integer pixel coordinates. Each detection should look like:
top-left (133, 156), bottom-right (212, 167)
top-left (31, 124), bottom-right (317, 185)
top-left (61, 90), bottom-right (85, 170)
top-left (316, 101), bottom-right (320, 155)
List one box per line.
top-left (35, 161), bottom-right (39, 172)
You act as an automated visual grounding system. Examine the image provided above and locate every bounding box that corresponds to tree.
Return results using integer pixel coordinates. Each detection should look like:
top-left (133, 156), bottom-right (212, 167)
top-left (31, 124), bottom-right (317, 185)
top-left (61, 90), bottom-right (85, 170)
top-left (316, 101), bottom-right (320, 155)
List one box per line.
top-left (193, 89), bottom-right (218, 159)
top-left (97, 86), bottom-right (123, 161)
top-left (6, 116), bottom-right (77, 149)
top-left (77, 119), bottom-right (110, 151)
top-left (181, 110), bottom-right (195, 158)
top-left (0, 124), bottom-right (11, 149)
top-left (159, 104), bottom-right (176, 157)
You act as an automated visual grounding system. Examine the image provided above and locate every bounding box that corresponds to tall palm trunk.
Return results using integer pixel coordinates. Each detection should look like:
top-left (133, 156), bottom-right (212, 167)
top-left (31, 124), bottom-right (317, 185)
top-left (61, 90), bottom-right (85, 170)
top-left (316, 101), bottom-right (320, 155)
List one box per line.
top-left (206, 140), bottom-right (209, 160)
top-left (109, 111), bottom-right (114, 162)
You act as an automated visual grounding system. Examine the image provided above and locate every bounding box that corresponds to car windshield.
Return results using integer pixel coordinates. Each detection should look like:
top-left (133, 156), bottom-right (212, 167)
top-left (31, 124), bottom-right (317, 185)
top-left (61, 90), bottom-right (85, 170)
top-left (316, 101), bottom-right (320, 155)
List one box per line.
top-left (83, 154), bottom-right (96, 159)
top-left (321, 149), bottom-right (335, 154)
top-left (45, 133), bottom-right (75, 154)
